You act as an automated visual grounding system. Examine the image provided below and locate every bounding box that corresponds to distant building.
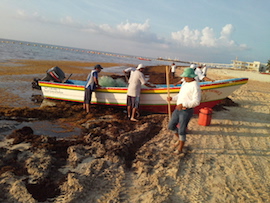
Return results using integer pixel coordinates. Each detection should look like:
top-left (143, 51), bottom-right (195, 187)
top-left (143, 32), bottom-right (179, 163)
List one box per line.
top-left (231, 58), bottom-right (267, 72)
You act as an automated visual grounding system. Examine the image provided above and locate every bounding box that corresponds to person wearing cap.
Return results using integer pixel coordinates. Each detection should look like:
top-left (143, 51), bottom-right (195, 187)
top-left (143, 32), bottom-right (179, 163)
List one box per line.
top-left (190, 64), bottom-right (197, 69)
top-left (83, 64), bottom-right (103, 113)
top-left (167, 68), bottom-right (201, 155)
top-left (127, 64), bottom-right (155, 121)
top-left (202, 63), bottom-right (208, 77)
top-left (195, 64), bottom-right (214, 82)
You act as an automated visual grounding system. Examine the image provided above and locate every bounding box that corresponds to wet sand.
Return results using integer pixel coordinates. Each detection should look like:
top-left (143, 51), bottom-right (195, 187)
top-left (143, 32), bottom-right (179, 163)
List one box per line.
top-left (0, 60), bottom-right (269, 202)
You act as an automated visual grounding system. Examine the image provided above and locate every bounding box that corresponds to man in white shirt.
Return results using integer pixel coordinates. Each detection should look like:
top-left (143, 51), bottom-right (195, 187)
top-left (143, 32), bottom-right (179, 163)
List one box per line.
top-left (194, 65), bottom-right (214, 82)
top-left (202, 64), bottom-right (208, 76)
top-left (168, 68), bottom-right (201, 155)
top-left (127, 64), bottom-right (155, 121)
top-left (171, 63), bottom-right (176, 78)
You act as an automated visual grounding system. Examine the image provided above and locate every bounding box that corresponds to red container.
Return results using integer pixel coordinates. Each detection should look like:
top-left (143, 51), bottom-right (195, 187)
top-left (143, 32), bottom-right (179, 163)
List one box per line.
top-left (198, 107), bottom-right (213, 126)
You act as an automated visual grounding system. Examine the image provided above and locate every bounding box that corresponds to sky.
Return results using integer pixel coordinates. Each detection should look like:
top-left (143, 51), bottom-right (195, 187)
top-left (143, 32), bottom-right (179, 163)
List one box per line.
top-left (0, 0), bottom-right (269, 64)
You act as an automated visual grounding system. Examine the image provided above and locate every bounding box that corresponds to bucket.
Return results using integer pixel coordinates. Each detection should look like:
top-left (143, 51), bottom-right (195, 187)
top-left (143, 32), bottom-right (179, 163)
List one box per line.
top-left (198, 107), bottom-right (213, 126)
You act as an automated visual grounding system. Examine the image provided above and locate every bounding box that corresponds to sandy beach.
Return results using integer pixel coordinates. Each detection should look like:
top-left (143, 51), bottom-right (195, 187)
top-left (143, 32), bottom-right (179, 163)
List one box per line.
top-left (0, 60), bottom-right (269, 203)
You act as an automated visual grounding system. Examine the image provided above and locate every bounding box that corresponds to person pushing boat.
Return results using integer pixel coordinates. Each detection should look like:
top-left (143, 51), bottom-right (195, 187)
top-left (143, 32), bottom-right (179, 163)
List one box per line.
top-left (83, 64), bottom-right (103, 113)
top-left (126, 64), bottom-right (155, 121)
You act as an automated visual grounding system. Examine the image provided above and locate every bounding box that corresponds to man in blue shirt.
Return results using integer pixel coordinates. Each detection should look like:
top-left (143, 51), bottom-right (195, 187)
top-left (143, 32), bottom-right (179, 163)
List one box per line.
top-left (83, 64), bottom-right (103, 113)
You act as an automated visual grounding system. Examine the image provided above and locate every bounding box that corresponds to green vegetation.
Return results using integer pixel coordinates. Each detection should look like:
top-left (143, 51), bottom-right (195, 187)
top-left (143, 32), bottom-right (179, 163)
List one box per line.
top-left (266, 59), bottom-right (270, 71)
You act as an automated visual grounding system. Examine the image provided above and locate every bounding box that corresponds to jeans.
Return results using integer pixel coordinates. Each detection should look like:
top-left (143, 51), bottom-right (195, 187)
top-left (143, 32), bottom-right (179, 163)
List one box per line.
top-left (168, 108), bottom-right (194, 141)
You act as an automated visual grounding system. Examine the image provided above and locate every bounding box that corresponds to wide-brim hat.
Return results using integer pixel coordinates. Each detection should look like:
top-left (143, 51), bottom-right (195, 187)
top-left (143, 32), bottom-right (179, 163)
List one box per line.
top-left (136, 64), bottom-right (145, 70)
top-left (181, 68), bottom-right (197, 78)
top-left (95, 64), bottom-right (103, 69)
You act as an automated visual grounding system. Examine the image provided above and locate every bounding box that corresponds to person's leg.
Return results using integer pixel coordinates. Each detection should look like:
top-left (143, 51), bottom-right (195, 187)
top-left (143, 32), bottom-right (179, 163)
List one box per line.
top-left (168, 109), bottom-right (180, 132)
top-left (175, 109), bottom-right (194, 153)
top-left (85, 103), bottom-right (90, 113)
top-left (130, 96), bottom-right (140, 121)
top-left (178, 109), bottom-right (193, 137)
top-left (184, 108), bottom-right (194, 131)
top-left (127, 106), bottom-right (131, 118)
top-left (168, 109), bottom-right (181, 144)
top-left (175, 110), bottom-right (188, 153)
top-left (127, 96), bottom-right (132, 119)
top-left (83, 88), bottom-right (87, 110)
top-left (84, 89), bottom-right (92, 113)
top-left (130, 107), bottom-right (138, 121)
top-left (176, 140), bottom-right (185, 153)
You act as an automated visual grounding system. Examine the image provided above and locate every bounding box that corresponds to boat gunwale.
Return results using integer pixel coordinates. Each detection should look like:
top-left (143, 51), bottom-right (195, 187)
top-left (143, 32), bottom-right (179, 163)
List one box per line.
top-left (38, 78), bottom-right (248, 93)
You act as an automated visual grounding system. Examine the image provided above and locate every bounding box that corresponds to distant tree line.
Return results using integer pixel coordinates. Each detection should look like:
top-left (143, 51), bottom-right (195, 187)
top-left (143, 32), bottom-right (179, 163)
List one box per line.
top-left (267, 60), bottom-right (270, 71)
top-left (259, 60), bottom-right (270, 72)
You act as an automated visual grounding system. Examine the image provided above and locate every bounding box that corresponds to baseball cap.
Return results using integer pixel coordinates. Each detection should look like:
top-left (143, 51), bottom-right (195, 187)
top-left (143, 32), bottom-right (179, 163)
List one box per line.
top-left (95, 64), bottom-right (103, 69)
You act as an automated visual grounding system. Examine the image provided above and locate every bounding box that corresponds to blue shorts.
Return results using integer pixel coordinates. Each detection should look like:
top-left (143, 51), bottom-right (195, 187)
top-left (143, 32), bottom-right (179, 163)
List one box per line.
top-left (168, 108), bottom-right (194, 141)
top-left (127, 95), bottom-right (140, 109)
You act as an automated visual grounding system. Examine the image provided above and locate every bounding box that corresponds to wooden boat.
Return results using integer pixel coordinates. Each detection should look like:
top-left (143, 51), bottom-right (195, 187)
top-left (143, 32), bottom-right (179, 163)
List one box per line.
top-left (38, 77), bottom-right (248, 114)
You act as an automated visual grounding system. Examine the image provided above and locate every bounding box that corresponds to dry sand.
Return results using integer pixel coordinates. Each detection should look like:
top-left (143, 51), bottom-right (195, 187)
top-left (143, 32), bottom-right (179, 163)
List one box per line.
top-left (0, 60), bottom-right (269, 203)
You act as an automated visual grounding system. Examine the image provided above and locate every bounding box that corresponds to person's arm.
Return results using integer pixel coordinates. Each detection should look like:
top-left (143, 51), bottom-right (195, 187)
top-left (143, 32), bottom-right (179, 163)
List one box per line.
top-left (93, 72), bottom-right (101, 87)
top-left (167, 93), bottom-right (179, 102)
top-left (123, 67), bottom-right (134, 73)
top-left (139, 72), bottom-right (156, 88)
top-left (94, 77), bottom-right (101, 88)
top-left (144, 83), bottom-right (156, 88)
top-left (203, 76), bottom-right (214, 82)
top-left (174, 77), bottom-right (183, 86)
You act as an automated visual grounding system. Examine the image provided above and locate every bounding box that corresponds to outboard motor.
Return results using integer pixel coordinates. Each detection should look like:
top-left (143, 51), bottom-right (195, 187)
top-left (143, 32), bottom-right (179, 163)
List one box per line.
top-left (32, 78), bottom-right (42, 90)
top-left (42, 66), bottom-right (66, 82)
top-left (32, 66), bottom-right (66, 90)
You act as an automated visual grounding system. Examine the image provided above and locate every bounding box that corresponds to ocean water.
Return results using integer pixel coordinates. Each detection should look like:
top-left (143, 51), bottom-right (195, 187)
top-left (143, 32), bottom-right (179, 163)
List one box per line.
top-left (0, 39), bottom-right (187, 137)
top-left (0, 38), bottom-right (187, 67)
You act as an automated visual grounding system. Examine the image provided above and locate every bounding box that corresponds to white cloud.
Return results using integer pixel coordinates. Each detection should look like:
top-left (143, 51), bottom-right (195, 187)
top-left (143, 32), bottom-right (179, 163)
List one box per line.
top-left (171, 26), bottom-right (200, 46)
top-left (117, 20), bottom-right (150, 34)
top-left (60, 16), bottom-right (82, 28)
top-left (16, 9), bottom-right (47, 22)
top-left (83, 19), bottom-right (163, 43)
top-left (84, 20), bottom-right (150, 35)
top-left (220, 24), bottom-right (234, 39)
top-left (200, 27), bottom-right (216, 47)
top-left (16, 9), bottom-right (26, 17)
top-left (171, 24), bottom-right (247, 49)
top-left (60, 16), bottom-right (75, 25)
top-left (239, 43), bottom-right (248, 50)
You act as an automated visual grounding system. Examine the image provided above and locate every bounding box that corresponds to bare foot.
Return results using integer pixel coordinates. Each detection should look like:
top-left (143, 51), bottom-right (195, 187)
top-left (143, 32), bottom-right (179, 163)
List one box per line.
top-left (130, 118), bottom-right (138, 122)
top-left (173, 150), bottom-right (185, 157)
top-left (170, 140), bottom-right (180, 149)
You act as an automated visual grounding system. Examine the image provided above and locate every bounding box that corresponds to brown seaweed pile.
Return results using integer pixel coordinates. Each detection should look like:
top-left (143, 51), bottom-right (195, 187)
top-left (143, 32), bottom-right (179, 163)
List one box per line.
top-left (0, 102), bottom-right (165, 202)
